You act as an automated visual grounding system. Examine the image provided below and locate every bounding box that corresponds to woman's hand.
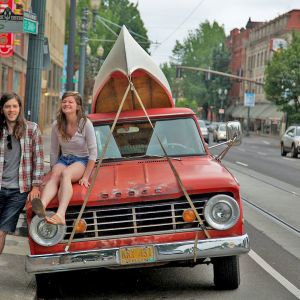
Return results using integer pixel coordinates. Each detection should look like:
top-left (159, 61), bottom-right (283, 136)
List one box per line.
top-left (28, 186), bottom-right (40, 202)
top-left (79, 177), bottom-right (90, 188)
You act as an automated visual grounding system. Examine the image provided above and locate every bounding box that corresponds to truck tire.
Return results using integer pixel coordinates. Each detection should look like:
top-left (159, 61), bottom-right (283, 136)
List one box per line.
top-left (213, 256), bottom-right (240, 290)
top-left (35, 273), bottom-right (62, 299)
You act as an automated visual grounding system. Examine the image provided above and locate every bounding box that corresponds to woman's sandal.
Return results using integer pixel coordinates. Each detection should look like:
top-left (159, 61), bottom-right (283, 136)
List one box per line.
top-left (31, 198), bottom-right (46, 218)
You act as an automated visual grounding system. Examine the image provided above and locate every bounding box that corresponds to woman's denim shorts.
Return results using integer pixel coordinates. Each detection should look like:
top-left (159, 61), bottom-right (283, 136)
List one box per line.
top-left (57, 154), bottom-right (89, 167)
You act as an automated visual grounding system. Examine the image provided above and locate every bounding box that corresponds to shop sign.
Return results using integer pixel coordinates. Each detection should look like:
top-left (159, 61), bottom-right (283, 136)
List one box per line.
top-left (0, 0), bottom-right (14, 58)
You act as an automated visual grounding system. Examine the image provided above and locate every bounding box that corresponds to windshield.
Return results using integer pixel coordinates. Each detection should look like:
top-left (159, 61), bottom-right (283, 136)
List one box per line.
top-left (296, 127), bottom-right (300, 136)
top-left (219, 124), bottom-right (226, 131)
top-left (94, 118), bottom-right (206, 159)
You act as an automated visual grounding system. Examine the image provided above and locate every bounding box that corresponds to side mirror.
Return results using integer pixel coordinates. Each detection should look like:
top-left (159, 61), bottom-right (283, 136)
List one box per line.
top-left (226, 121), bottom-right (242, 146)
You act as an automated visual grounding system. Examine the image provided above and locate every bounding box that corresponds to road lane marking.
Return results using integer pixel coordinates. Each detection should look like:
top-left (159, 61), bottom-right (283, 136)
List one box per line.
top-left (236, 161), bottom-right (248, 167)
top-left (248, 250), bottom-right (300, 299)
top-left (257, 152), bottom-right (266, 156)
top-left (263, 141), bottom-right (270, 145)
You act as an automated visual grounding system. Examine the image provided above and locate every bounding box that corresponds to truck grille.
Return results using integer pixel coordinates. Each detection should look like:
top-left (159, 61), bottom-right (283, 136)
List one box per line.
top-left (62, 195), bottom-right (210, 242)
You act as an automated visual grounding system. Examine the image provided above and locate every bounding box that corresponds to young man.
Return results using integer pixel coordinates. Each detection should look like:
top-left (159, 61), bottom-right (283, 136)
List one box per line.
top-left (0, 92), bottom-right (44, 254)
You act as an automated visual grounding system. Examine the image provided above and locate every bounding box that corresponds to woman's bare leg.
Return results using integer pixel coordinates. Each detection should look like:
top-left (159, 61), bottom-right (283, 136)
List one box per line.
top-left (47, 162), bottom-right (85, 224)
top-left (40, 164), bottom-right (66, 208)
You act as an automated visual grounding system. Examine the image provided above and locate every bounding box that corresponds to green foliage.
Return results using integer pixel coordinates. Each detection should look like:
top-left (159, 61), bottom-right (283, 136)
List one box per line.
top-left (264, 32), bottom-right (300, 125)
top-left (176, 98), bottom-right (198, 112)
top-left (65, 1), bottom-right (150, 63)
top-left (162, 21), bottom-right (230, 119)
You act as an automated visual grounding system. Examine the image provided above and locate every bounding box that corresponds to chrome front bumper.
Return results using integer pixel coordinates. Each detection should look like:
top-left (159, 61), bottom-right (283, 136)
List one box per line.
top-left (26, 234), bottom-right (250, 274)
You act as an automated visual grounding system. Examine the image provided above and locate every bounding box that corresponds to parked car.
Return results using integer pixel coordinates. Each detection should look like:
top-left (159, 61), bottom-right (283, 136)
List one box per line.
top-left (207, 122), bottom-right (219, 133)
top-left (213, 123), bottom-right (227, 142)
top-left (280, 125), bottom-right (300, 158)
top-left (198, 119), bottom-right (209, 143)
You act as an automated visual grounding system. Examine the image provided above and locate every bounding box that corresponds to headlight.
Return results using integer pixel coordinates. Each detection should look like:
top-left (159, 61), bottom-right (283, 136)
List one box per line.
top-left (204, 194), bottom-right (240, 230)
top-left (29, 212), bottom-right (66, 246)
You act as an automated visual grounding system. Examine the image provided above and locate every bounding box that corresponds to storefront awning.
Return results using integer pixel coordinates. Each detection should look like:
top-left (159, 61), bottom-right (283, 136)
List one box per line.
top-left (230, 104), bottom-right (284, 120)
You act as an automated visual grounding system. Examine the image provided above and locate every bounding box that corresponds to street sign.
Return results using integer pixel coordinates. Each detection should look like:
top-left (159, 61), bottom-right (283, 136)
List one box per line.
top-left (23, 17), bottom-right (37, 34)
top-left (23, 10), bottom-right (38, 34)
top-left (244, 92), bottom-right (255, 107)
top-left (0, 8), bottom-right (38, 34)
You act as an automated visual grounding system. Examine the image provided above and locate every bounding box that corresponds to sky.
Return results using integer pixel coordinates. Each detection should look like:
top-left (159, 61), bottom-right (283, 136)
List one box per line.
top-left (130, 0), bottom-right (300, 65)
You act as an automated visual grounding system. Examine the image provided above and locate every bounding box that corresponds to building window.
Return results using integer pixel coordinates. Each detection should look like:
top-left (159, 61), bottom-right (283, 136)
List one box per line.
top-left (1, 65), bottom-right (9, 93)
top-left (13, 70), bottom-right (21, 93)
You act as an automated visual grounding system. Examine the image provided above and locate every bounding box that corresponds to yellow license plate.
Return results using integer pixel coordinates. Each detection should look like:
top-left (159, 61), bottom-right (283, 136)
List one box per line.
top-left (120, 246), bottom-right (155, 265)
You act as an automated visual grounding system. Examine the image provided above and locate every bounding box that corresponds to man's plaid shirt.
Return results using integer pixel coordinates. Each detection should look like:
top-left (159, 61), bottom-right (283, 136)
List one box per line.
top-left (0, 121), bottom-right (44, 193)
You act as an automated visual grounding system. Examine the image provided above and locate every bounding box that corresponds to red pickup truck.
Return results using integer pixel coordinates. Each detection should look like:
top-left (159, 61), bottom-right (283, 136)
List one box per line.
top-left (26, 26), bottom-right (249, 296)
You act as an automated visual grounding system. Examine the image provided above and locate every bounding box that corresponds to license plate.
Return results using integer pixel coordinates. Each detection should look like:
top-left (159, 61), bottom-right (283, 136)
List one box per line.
top-left (120, 246), bottom-right (155, 265)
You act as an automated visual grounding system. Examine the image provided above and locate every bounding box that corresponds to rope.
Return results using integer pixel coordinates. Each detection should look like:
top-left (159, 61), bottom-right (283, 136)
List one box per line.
top-left (65, 77), bottom-right (210, 252)
top-left (130, 82), bottom-right (210, 239)
top-left (65, 83), bottom-right (131, 252)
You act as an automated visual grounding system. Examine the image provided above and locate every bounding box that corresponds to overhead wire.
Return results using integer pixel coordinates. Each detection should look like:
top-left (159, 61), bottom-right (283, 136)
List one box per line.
top-left (152, 0), bottom-right (206, 52)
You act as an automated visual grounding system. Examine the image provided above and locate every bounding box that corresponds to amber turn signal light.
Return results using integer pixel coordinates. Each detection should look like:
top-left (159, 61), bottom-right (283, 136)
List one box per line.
top-left (74, 219), bottom-right (87, 233)
top-left (182, 209), bottom-right (196, 223)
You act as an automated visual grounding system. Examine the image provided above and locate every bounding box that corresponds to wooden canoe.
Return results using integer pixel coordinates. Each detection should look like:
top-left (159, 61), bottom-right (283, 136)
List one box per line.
top-left (92, 25), bottom-right (174, 113)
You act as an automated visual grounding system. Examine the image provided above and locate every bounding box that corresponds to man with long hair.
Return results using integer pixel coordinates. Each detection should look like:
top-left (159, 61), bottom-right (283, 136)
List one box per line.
top-left (0, 92), bottom-right (44, 254)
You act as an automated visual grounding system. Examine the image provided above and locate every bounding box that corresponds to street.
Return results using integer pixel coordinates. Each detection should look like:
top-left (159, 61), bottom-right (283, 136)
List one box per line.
top-left (1, 133), bottom-right (299, 299)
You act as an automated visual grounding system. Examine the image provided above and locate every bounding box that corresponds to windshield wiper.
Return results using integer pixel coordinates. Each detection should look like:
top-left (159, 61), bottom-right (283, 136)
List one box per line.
top-left (128, 154), bottom-right (181, 161)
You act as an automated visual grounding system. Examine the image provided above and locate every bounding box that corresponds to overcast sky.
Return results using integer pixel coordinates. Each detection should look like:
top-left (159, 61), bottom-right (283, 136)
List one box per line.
top-left (130, 0), bottom-right (300, 65)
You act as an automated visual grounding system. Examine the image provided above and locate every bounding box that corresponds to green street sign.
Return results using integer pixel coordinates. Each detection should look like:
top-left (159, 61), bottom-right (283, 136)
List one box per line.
top-left (23, 18), bottom-right (38, 34)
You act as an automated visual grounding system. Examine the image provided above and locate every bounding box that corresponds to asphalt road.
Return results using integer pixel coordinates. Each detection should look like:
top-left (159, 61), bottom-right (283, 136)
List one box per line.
top-left (218, 134), bottom-right (300, 187)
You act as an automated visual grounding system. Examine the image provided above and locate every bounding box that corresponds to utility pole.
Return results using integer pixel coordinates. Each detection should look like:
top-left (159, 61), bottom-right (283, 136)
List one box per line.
top-left (24, 0), bottom-right (46, 123)
top-left (78, 7), bottom-right (89, 97)
top-left (66, 0), bottom-right (76, 91)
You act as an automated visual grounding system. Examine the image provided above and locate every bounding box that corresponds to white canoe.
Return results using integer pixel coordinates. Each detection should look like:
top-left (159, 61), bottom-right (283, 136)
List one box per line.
top-left (92, 25), bottom-right (174, 113)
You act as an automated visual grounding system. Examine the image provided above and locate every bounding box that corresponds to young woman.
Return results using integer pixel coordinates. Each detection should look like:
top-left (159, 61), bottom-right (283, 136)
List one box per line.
top-left (32, 91), bottom-right (97, 225)
top-left (0, 92), bottom-right (44, 253)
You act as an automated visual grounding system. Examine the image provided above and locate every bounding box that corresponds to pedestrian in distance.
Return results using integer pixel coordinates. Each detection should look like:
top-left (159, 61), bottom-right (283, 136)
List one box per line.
top-left (0, 92), bottom-right (44, 254)
top-left (32, 91), bottom-right (97, 225)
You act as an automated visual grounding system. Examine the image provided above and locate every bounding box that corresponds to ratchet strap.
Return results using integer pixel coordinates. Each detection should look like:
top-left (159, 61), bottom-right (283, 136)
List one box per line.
top-left (131, 81), bottom-right (210, 239)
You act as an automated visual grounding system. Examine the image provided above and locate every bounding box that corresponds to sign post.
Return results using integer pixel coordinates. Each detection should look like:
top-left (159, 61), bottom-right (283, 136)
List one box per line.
top-left (244, 91), bottom-right (255, 136)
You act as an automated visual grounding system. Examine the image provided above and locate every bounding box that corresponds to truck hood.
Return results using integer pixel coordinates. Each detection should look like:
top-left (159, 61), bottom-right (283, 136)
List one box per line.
top-left (62, 156), bottom-right (239, 205)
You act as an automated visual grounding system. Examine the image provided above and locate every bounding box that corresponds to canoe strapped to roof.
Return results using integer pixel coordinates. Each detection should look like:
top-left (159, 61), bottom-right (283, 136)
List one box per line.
top-left (92, 26), bottom-right (174, 113)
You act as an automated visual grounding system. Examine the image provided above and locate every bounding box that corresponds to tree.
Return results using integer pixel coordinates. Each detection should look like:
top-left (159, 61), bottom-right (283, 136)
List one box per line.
top-left (161, 21), bottom-right (230, 118)
top-left (65, 0), bottom-right (150, 99)
top-left (264, 32), bottom-right (300, 125)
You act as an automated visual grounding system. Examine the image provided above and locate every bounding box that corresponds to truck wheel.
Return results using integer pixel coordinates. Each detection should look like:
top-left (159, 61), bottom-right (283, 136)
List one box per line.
top-left (35, 273), bottom-right (61, 299)
top-left (281, 144), bottom-right (287, 156)
top-left (213, 256), bottom-right (240, 290)
top-left (291, 144), bottom-right (298, 158)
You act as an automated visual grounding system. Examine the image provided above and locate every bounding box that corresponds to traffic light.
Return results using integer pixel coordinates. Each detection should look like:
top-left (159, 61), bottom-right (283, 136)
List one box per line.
top-left (205, 66), bottom-right (211, 81)
top-left (176, 67), bottom-right (182, 79)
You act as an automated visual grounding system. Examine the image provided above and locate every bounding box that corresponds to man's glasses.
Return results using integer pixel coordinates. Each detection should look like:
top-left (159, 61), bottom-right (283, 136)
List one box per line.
top-left (7, 135), bottom-right (12, 150)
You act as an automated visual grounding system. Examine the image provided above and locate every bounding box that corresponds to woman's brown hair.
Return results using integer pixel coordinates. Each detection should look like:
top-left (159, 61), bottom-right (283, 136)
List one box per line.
top-left (57, 91), bottom-right (87, 140)
top-left (0, 92), bottom-right (26, 139)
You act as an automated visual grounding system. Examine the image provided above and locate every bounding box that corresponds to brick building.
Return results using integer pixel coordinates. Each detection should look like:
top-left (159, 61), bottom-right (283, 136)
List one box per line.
top-left (0, 0), bottom-right (66, 131)
top-left (226, 9), bottom-right (300, 135)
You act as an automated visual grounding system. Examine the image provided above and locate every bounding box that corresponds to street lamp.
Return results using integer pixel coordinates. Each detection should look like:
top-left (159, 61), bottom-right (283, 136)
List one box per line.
top-left (91, 0), bottom-right (101, 29)
top-left (218, 88), bottom-right (227, 122)
top-left (78, 7), bottom-right (89, 97)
